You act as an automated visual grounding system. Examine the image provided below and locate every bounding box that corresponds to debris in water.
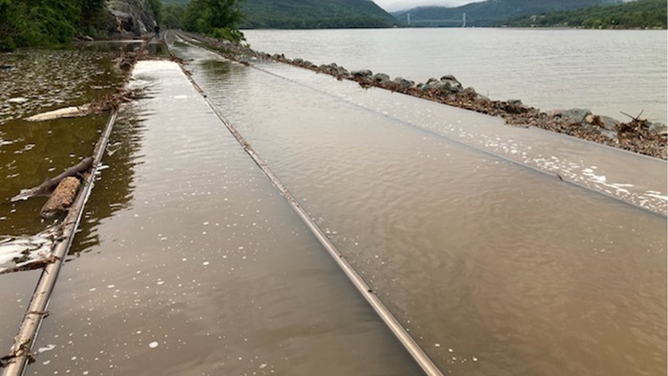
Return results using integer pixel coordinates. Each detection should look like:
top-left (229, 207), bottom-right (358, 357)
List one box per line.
top-left (12, 157), bottom-right (93, 202)
top-left (0, 228), bottom-right (59, 273)
top-left (37, 344), bottom-right (56, 353)
top-left (40, 176), bottom-right (81, 219)
top-left (25, 105), bottom-right (90, 122)
top-left (149, 342), bottom-right (159, 349)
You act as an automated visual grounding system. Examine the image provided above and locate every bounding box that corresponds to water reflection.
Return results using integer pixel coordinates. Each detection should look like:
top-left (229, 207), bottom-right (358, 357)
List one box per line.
top-left (68, 107), bottom-right (145, 257)
top-left (27, 60), bottom-right (421, 376)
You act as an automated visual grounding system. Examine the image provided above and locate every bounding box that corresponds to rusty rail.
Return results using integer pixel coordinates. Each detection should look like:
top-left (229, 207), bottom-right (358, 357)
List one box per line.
top-left (2, 110), bottom-right (118, 376)
top-left (166, 32), bottom-right (445, 376)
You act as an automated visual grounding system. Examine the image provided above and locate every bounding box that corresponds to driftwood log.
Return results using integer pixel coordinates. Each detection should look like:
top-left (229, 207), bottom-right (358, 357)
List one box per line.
top-left (11, 157), bottom-right (93, 202)
top-left (40, 177), bottom-right (81, 219)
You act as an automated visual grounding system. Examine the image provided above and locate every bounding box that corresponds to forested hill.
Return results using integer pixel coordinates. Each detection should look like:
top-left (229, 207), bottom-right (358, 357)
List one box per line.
top-left (501, 0), bottom-right (667, 28)
top-left (0, 0), bottom-right (160, 51)
top-left (393, 0), bottom-right (622, 27)
top-left (242, 0), bottom-right (396, 28)
top-left (162, 0), bottom-right (397, 29)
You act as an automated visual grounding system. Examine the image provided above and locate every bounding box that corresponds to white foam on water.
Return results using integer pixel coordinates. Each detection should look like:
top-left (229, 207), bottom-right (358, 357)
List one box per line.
top-left (38, 344), bottom-right (56, 353)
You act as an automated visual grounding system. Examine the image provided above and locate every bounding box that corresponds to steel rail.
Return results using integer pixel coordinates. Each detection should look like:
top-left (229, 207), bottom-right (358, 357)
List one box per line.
top-left (175, 31), bottom-right (666, 218)
top-left (166, 32), bottom-right (445, 376)
top-left (2, 110), bottom-right (118, 376)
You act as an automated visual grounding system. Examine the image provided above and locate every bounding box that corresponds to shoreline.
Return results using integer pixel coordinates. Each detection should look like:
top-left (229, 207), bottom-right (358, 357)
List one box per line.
top-left (174, 32), bottom-right (667, 160)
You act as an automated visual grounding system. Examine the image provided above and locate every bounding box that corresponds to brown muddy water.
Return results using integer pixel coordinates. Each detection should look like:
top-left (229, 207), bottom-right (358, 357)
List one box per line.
top-left (0, 47), bottom-right (127, 353)
top-left (24, 61), bottom-right (420, 375)
top-left (0, 41), bottom-right (166, 362)
top-left (0, 39), bottom-right (665, 376)
top-left (165, 41), bottom-right (666, 376)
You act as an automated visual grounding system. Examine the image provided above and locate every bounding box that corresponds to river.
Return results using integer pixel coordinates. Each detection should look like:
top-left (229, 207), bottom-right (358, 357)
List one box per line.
top-left (244, 28), bottom-right (668, 124)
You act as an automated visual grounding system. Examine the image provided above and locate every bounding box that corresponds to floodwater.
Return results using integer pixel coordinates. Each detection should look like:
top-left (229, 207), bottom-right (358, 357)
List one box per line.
top-left (25, 61), bottom-right (420, 375)
top-left (0, 38), bottom-right (665, 376)
top-left (0, 48), bottom-right (125, 354)
top-left (167, 41), bottom-right (666, 376)
top-left (244, 28), bottom-right (668, 124)
top-left (0, 49), bottom-right (124, 235)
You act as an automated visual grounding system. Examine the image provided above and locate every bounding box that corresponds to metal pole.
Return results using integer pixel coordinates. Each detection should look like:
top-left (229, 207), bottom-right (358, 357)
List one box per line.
top-left (2, 110), bottom-right (118, 376)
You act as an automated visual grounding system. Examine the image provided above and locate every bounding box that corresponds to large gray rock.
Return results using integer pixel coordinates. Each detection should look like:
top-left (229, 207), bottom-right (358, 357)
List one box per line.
top-left (336, 67), bottom-right (350, 76)
top-left (561, 108), bottom-right (592, 123)
top-left (372, 73), bottom-right (390, 84)
top-left (107, 0), bottom-right (157, 37)
top-left (393, 77), bottom-right (415, 88)
top-left (352, 69), bottom-right (373, 78)
top-left (440, 75), bottom-right (463, 93)
top-left (600, 116), bottom-right (621, 131)
top-left (422, 78), bottom-right (444, 91)
top-left (422, 76), bottom-right (462, 93)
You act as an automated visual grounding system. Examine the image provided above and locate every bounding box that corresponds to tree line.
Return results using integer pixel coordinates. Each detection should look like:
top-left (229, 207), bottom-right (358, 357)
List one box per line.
top-left (501, 0), bottom-right (667, 29)
top-left (162, 0), bottom-right (396, 31)
top-left (162, 0), bottom-right (244, 42)
top-left (0, 0), bottom-right (244, 51)
top-left (0, 0), bottom-right (109, 51)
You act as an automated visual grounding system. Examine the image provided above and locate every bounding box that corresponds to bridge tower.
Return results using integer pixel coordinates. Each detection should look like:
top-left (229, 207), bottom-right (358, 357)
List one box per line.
top-left (462, 13), bottom-right (466, 27)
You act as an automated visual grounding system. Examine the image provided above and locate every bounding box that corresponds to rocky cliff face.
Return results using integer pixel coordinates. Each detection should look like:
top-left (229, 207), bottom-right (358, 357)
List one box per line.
top-left (106, 0), bottom-right (157, 38)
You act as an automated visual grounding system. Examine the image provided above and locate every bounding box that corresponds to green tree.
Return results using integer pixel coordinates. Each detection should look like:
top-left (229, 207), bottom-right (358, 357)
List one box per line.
top-left (149, 0), bottom-right (162, 24)
top-left (184, 0), bottom-right (245, 42)
top-left (162, 3), bottom-right (186, 29)
top-left (501, 0), bottom-right (667, 29)
top-left (0, 0), bottom-right (110, 51)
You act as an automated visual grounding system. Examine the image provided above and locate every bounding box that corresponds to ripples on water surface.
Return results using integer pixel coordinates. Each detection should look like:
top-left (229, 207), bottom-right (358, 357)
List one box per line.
top-left (0, 49), bottom-right (124, 234)
top-left (27, 60), bottom-right (420, 376)
top-left (0, 46), bottom-right (126, 359)
top-left (170, 41), bottom-right (666, 376)
top-left (1, 39), bottom-right (665, 376)
top-left (244, 28), bottom-right (668, 123)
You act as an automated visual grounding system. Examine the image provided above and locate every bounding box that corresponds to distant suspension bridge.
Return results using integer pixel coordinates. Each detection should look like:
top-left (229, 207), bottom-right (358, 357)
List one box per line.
top-left (403, 12), bottom-right (468, 27)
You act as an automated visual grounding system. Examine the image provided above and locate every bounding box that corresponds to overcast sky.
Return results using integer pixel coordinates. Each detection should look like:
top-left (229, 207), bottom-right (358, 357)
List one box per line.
top-left (373, 0), bottom-right (482, 12)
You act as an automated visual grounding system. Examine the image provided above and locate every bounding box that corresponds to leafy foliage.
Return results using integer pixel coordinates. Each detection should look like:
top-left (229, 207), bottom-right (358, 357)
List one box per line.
top-left (162, 3), bottom-right (186, 29)
top-left (501, 0), bottom-right (667, 29)
top-left (149, 0), bottom-right (163, 24)
top-left (393, 0), bottom-right (622, 27)
top-left (183, 0), bottom-right (245, 42)
top-left (240, 0), bottom-right (396, 29)
top-left (0, 0), bottom-right (108, 51)
top-left (160, 0), bottom-right (396, 29)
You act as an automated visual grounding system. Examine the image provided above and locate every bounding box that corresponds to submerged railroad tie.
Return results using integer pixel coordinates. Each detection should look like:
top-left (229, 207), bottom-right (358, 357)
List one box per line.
top-left (2, 111), bottom-right (119, 376)
top-left (165, 43), bottom-right (444, 376)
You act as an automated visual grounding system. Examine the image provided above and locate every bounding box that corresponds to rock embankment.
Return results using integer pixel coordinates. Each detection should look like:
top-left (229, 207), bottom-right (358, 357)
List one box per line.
top-left (106, 0), bottom-right (158, 38)
top-left (180, 33), bottom-right (667, 160)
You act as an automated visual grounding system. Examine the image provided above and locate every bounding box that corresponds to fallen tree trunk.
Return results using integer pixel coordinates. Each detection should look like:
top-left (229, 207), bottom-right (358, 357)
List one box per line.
top-left (40, 177), bottom-right (81, 219)
top-left (25, 105), bottom-right (90, 122)
top-left (11, 157), bottom-right (93, 202)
